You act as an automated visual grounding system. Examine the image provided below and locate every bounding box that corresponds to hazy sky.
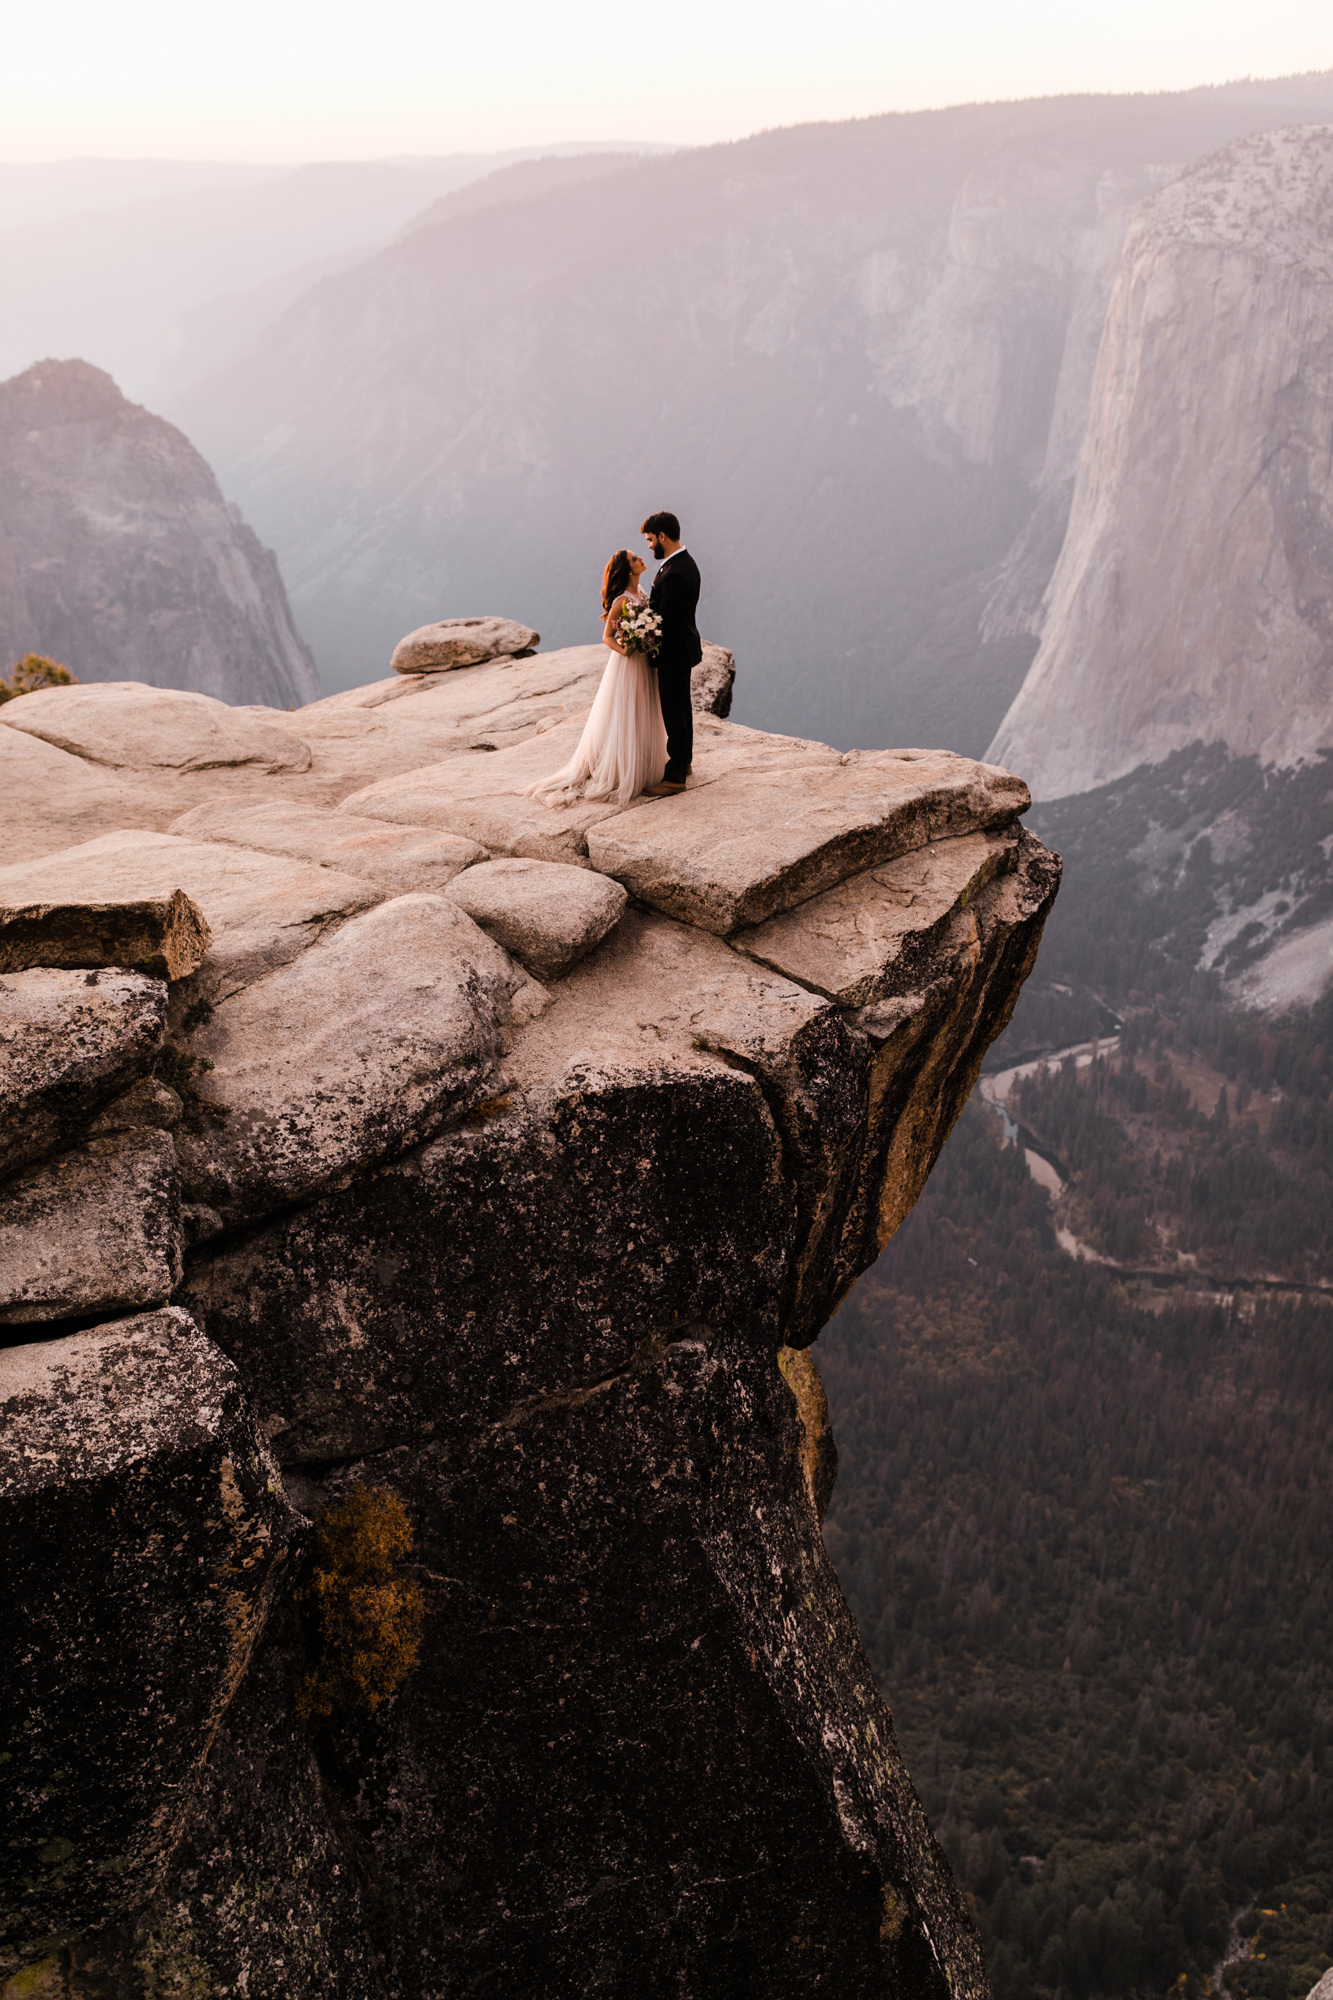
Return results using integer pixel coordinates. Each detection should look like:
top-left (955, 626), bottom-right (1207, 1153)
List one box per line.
top-left (5, 0), bottom-right (1330, 161)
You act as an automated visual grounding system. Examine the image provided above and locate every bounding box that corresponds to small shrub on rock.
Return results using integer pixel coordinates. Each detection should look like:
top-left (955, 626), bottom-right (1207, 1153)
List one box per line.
top-left (0, 654), bottom-right (78, 702)
top-left (295, 1486), bottom-right (424, 1721)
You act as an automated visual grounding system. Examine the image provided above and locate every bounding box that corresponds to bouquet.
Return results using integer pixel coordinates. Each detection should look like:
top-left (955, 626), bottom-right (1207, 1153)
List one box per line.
top-left (617, 600), bottom-right (663, 657)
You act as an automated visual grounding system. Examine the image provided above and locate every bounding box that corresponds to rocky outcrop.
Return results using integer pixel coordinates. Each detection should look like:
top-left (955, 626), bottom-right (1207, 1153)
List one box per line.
top-left (0, 653), bottom-right (1058, 1996)
top-left (3, 680), bottom-right (313, 773)
top-left (989, 126), bottom-right (1333, 798)
top-left (390, 614), bottom-right (540, 674)
top-left (0, 885), bottom-right (210, 980)
top-left (0, 360), bottom-right (319, 708)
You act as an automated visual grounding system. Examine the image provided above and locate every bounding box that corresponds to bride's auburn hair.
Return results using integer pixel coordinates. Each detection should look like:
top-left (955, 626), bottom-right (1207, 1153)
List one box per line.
top-left (601, 548), bottom-right (634, 614)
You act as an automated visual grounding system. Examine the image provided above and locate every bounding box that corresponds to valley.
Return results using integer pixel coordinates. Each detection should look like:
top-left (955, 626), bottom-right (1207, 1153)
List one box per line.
top-left (821, 741), bottom-right (1333, 2000)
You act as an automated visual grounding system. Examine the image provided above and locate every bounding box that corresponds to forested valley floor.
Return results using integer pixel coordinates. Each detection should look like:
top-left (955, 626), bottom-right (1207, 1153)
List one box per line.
top-left (820, 750), bottom-right (1333, 2000)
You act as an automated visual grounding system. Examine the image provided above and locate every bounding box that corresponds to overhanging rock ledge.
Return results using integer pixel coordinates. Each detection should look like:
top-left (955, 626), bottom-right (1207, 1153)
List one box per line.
top-left (0, 648), bottom-right (1059, 1999)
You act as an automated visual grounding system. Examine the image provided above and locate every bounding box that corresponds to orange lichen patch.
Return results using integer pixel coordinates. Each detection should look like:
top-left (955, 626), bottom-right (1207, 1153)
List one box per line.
top-left (880, 1884), bottom-right (906, 1944)
top-left (295, 1486), bottom-right (424, 1721)
top-left (778, 1345), bottom-right (838, 1523)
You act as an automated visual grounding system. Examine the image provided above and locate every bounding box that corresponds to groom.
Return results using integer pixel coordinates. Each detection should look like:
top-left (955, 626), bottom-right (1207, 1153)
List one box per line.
top-left (642, 510), bottom-right (702, 796)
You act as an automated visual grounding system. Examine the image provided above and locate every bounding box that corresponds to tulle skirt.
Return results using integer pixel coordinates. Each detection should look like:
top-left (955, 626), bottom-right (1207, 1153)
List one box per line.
top-left (525, 647), bottom-right (668, 809)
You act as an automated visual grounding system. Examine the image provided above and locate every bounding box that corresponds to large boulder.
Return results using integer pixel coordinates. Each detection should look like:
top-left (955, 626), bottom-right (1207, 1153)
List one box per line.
top-left (691, 641), bottom-right (735, 718)
top-left (0, 681), bottom-right (312, 774)
top-left (0, 1308), bottom-right (296, 1972)
top-left (0, 1129), bottom-right (182, 1324)
top-left (173, 892), bottom-right (525, 1224)
top-left (390, 616), bottom-right (540, 675)
top-left (444, 856), bottom-right (627, 981)
top-left (0, 967), bottom-right (167, 1176)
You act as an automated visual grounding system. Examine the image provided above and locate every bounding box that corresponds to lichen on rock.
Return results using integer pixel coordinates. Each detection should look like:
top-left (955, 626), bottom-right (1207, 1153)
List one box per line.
top-left (295, 1486), bottom-right (424, 1721)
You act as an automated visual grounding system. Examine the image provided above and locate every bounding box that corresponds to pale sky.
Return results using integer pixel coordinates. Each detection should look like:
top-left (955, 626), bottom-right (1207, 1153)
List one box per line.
top-left (4, 0), bottom-right (1330, 161)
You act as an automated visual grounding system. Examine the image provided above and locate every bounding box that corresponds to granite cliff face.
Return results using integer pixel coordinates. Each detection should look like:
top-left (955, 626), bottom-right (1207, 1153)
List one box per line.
top-left (176, 77), bottom-right (1333, 742)
top-left (0, 360), bottom-right (319, 708)
top-left (0, 649), bottom-right (1057, 1996)
top-left (989, 126), bottom-right (1333, 799)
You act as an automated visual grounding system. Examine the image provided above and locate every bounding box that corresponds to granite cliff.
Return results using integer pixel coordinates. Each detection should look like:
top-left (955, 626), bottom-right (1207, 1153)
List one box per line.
top-left (0, 360), bottom-right (319, 709)
top-left (176, 76), bottom-right (1333, 744)
top-left (989, 125), bottom-right (1333, 799)
top-left (0, 643), bottom-right (1058, 1997)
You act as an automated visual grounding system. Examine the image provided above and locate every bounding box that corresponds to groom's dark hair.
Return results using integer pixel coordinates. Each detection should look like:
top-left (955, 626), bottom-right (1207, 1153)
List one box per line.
top-left (642, 510), bottom-right (680, 540)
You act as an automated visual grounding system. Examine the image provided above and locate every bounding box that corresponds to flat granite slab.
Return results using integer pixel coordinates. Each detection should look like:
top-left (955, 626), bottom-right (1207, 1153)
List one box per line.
top-left (0, 726), bottom-right (152, 866)
top-left (167, 800), bottom-right (486, 896)
top-left (732, 829), bottom-right (1015, 1006)
top-left (338, 711), bottom-right (845, 867)
top-left (585, 747), bottom-right (1030, 934)
top-left (339, 720), bottom-right (632, 863)
top-left (0, 831), bottom-right (379, 996)
top-left (0, 681), bottom-right (311, 774)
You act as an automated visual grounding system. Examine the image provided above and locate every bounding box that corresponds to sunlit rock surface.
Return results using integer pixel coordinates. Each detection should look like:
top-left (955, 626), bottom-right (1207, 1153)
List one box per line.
top-left (0, 653), bottom-right (1058, 1996)
top-left (990, 126), bottom-right (1333, 798)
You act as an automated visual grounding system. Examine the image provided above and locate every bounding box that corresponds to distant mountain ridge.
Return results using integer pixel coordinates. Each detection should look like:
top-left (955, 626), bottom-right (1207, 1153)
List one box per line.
top-left (0, 359), bottom-right (319, 708)
top-left (173, 72), bottom-right (1333, 744)
top-left (0, 146), bottom-right (675, 404)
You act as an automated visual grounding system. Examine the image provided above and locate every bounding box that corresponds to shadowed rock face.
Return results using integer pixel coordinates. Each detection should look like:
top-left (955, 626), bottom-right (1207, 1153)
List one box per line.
top-left (0, 359), bottom-right (319, 708)
top-left (0, 1310), bottom-right (297, 1968)
top-left (0, 661), bottom-right (1058, 1997)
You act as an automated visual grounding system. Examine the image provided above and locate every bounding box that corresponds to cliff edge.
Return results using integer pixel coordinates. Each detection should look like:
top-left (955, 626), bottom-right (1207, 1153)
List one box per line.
top-left (0, 646), bottom-right (1058, 1997)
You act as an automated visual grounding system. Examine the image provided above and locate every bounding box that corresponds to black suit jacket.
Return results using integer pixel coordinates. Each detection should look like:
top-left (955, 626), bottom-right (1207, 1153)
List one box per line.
top-left (649, 551), bottom-right (703, 675)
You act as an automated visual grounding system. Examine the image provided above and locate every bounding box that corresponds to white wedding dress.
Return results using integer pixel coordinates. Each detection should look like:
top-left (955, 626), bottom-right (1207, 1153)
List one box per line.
top-left (525, 590), bottom-right (668, 809)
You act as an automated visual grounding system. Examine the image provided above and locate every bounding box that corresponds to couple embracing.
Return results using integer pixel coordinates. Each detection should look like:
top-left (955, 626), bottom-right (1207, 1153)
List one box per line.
top-left (526, 511), bottom-right (702, 810)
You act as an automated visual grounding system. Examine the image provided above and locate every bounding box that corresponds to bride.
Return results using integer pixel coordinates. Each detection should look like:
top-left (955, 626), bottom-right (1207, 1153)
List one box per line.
top-left (525, 548), bottom-right (668, 809)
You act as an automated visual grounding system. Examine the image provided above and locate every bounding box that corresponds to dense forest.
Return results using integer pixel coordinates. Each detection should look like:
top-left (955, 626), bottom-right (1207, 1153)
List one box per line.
top-left (819, 749), bottom-right (1333, 1999)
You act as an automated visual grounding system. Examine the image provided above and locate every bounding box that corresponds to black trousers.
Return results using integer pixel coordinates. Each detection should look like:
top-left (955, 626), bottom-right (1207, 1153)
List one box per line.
top-left (657, 661), bottom-right (694, 782)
